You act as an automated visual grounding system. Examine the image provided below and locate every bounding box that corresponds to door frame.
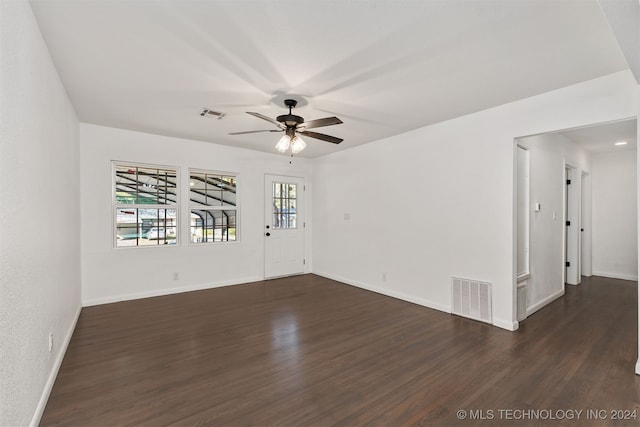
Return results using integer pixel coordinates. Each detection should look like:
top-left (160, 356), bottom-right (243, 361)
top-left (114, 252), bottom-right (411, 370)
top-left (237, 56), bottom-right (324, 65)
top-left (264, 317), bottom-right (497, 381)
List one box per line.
top-left (263, 173), bottom-right (306, 279)
top-left (581, 171), bottom-right (592, 277)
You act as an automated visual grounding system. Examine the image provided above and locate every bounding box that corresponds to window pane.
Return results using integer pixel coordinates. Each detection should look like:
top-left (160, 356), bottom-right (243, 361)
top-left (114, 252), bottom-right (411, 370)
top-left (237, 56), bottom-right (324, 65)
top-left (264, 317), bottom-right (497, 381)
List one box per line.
top-left (115, 166), bottom-right (137, 204)
top-left (190, 173), bottom-right (207, 190)
top-left (116, 208), bottom-right (141, 246)
top-left (189, 172), bottom-right (238, 208)
top-left (206, 188), bottom-right (223, 206)
top-left (222, 176), bottom-right (237, 206)
top-left (160, 169), bottom-right (178, 205)
top-left (190, 209), bottom-right (236, 243)
top-left (272, 181), bottom-right (297, 229)
top-left (114, 163), bottom-right (178, 248)
top-left (116, 208), bottom-right (177, 247)
top-left (188, 170), bottom-right (238, 244)
top-left (158, 168), bottom-right (177, 182)
top-left (136, 168), bottom-right (158, 204)
top-left (115, 165), bottom-right (177, 206)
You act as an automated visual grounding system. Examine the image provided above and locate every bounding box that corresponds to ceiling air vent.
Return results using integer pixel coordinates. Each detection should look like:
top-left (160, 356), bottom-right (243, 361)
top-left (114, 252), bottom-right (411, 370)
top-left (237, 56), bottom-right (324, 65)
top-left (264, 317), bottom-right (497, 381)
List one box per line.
top-left (200, 108), bottom-right (225, 119)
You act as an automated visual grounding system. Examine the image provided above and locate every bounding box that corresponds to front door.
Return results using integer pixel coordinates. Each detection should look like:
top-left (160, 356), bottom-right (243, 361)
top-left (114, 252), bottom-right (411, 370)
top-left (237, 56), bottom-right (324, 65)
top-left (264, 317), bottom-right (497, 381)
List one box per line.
top-left (264, 175), bottom-right (305, 278)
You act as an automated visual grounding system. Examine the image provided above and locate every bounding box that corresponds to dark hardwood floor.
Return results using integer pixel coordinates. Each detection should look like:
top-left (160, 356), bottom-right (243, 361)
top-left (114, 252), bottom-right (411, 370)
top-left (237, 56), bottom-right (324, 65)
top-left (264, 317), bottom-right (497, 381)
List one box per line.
top-left (41, 275), bottom-right (640, 426)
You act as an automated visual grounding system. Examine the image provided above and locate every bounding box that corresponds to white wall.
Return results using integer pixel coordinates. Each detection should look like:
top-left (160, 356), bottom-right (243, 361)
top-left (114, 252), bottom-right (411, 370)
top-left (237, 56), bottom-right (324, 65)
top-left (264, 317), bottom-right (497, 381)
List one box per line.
top-left (592, 149), bottom-right (638, 280)
top-left (312, 70), bottom-right (637, 331)
top-left (80, 124), bottom-right (313, 305)
top-left (517, 133), bottom-right (591, 315)
top-left (0, 1), bottom-right (81, 425)
top-left (637, 85), bottom-right (640, 376)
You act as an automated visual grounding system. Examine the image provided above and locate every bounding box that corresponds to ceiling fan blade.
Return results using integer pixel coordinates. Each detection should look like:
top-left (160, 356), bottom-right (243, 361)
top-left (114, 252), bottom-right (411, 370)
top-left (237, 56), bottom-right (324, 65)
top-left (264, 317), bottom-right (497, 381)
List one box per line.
top-left (229, 130), bottom-right (282, 135)
top-left (246, 112), bottom-right (285, 129)
top-left (299, 130), bottom-right (343, 145)
top-left (298, 116), bottom-right (343, 130)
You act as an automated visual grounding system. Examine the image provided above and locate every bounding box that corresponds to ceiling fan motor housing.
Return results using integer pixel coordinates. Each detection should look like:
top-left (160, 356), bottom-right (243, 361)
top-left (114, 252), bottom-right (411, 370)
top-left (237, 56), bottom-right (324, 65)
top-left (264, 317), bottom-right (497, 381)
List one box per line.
top-left (277, 114), bottom-right (304, 127)
top-left (278, 99), bottom-right (304, 127)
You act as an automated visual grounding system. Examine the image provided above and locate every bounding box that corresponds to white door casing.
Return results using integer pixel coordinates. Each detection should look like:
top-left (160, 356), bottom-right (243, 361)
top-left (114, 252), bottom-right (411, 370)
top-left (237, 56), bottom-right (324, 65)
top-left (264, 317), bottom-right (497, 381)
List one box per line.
top-left (565, 166), bottom-right (581, 285)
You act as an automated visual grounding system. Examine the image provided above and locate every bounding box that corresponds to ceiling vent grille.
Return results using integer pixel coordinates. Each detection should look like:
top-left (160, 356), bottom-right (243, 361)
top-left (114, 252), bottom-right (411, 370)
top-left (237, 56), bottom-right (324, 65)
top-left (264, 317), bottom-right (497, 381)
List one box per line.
top-left (451, 276), bottom-right (492, 324)
top-left (200, 108), bottom-right (225, 119)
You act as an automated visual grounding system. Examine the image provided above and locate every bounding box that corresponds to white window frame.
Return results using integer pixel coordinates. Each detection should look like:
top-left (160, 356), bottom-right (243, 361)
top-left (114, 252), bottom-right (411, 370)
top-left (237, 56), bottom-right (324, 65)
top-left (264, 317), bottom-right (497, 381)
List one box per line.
top-left (188, 168), bottom-right (239, 245)
top-left (112, 161), bottom-right (180, 249)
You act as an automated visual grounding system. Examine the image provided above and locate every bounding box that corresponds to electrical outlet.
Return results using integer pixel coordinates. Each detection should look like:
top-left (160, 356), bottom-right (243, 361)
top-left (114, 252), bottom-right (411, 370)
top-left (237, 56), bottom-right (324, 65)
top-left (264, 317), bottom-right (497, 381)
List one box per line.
top-left (48, 333), bottom-right (53, 352)
top-left (172, 272), bottom-right (179, 281)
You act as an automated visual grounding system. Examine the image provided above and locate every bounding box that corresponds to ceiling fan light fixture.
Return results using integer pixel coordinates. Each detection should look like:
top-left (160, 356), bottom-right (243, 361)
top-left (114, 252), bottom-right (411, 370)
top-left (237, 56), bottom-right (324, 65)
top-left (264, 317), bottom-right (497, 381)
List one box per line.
top-left (231, 98), bottom-right (343, 155)
top-left (291, 135), bottom-right (306, 154)
top-left (275, 134), bottom-right (291, 152)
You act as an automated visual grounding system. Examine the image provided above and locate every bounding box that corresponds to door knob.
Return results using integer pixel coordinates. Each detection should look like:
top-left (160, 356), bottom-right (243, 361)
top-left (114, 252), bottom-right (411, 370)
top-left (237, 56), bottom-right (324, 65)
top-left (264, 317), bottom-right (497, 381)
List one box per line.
top-left (265, 232), bottom-right (271, 237)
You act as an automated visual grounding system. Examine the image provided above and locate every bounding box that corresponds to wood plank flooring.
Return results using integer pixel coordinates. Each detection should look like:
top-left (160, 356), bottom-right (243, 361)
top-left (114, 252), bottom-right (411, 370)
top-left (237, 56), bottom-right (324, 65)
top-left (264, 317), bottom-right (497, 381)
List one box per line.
top-left (41, 275), bottom-right (640, 426)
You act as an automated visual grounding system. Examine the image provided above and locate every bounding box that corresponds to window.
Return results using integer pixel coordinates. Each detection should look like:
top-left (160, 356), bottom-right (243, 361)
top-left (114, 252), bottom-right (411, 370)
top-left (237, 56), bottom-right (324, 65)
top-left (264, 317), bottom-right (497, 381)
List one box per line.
top-left (272, 182), bottom-right (297, 229)
top-left (114, 163), bottom-right (178, 247)
top-left (189, 170), bottom-right (237, 243)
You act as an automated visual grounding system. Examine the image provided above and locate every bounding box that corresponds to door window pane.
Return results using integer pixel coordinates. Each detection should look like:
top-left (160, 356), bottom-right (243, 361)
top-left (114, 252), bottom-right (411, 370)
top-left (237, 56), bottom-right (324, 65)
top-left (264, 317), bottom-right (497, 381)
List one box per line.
top-left (272, 182), bottom-right (297, 229)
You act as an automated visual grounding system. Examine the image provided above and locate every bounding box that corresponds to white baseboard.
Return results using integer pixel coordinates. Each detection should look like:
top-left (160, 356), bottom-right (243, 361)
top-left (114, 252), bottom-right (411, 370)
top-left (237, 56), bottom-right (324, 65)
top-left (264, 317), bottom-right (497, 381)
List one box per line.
top-left (315, 272), bottom-right (522, 332)
top-left (30, 304), bottom-right (82, 427)
top-left (592, 271), bottom-right (638, 282)
top-left (82, 276), bottom-right (262, 307)
top-left (527, 288), bottom-right (565, 317)
top-left (314, 271), bottom-right (451, 314)
top-left (636, 359), bottom-right (640, 376)
top-left (492, 318), bottom-right (519, 331)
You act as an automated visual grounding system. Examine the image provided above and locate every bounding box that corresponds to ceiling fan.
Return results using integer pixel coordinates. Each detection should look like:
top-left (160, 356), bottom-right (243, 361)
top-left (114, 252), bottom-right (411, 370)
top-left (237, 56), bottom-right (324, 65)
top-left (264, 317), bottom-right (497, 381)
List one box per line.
top-left (229, 99), bottom-right (343, 154)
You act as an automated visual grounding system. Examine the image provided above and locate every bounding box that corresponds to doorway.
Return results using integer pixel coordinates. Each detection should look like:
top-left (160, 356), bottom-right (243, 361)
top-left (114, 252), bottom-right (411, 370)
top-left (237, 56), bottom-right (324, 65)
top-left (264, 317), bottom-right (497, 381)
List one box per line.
top-left (581, 172), bottom-right (592, 277)
top-left (514, 118), bottom-right (636, 320)
top-left (264, 174), bottom-right (305, 278)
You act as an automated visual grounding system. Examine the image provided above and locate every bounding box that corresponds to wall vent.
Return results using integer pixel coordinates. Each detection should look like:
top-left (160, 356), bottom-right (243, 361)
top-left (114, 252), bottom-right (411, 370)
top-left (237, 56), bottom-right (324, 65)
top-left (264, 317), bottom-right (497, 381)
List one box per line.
top-left (451, 277), bottom-right (492, 324)
top-left (200, 108), bottom-right (225, 119)
top-left (517, 281), bottom-right (528, 322)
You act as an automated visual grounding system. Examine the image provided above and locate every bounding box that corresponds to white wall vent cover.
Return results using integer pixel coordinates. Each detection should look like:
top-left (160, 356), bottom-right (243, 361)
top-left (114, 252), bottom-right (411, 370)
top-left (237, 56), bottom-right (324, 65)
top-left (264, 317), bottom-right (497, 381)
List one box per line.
top-left (451, 277), bottom-right (492, 324)
top-left (517, 281), bottom-right (528, 322)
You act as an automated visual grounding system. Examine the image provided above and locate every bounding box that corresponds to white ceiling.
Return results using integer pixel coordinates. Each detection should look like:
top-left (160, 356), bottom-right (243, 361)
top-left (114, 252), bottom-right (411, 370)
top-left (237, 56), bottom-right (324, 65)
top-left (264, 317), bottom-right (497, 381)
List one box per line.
top-left (30, 0), bottom-right (629, 158)
top-left (556, 119), bottom-right (637, 152)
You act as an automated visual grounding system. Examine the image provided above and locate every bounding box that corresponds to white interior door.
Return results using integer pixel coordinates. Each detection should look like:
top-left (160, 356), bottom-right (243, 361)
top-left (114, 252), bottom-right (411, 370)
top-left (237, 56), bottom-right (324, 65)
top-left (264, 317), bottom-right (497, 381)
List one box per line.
top-left (264, 175), bottom-right (305, 279)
